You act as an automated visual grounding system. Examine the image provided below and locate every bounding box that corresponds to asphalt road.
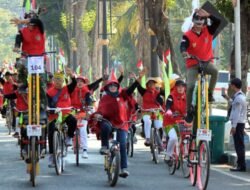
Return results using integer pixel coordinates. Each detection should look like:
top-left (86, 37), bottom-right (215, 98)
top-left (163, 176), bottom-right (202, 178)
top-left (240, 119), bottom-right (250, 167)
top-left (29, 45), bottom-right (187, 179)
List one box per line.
top-left (0, 118), bottom-right (250, 190)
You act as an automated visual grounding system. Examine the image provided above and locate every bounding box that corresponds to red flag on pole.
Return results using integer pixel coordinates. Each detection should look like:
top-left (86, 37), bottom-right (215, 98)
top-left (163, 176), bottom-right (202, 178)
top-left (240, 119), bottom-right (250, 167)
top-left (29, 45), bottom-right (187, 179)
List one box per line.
top-left (59, 48), bottom-right (65, 57)
top-left (163, 49), bottom-right (170, 64)
top-left (109, 68), bottom-right (117, 81)
top-left (136, 60), bottom-right (143, 70)
top-left (32, 0), bottom-right (36, 9)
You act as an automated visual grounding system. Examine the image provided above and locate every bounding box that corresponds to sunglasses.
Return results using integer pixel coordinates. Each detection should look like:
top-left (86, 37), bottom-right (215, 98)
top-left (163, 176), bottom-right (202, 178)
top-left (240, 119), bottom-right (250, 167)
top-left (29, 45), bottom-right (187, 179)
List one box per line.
top-left (109, 83), bottom-right (118, 88)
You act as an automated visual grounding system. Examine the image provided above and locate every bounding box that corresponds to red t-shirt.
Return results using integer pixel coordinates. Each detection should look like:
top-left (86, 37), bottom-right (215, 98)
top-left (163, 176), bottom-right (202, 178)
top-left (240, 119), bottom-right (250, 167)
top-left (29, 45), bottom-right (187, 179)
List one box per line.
top-left (185, 26), bottom-right (213, 68)
top-left (20, 27), bottom-right (45, 55)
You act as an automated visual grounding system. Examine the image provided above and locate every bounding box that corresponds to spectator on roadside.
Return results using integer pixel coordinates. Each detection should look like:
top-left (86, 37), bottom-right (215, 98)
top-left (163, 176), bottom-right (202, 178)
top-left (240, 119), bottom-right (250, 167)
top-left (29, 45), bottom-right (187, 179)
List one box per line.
top-left (229, 78), bottom-right (247, 172)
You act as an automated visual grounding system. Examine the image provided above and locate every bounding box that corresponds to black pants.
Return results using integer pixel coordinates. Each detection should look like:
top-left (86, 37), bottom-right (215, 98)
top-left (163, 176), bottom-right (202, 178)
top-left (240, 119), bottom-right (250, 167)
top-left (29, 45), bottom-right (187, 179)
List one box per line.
top-left (48, 114), bottom-right (77, 154)
top-left (233, 123), bottom-right (246, 169)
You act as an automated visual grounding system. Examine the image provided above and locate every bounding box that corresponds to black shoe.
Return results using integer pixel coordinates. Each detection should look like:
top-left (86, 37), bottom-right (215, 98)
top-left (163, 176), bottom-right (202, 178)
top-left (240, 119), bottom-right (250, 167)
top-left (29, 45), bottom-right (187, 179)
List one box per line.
top-left (12, 132), bottom-right (19, 138)
top-left (230, 166), bottom-right (246, 172)
top-left (99, 147), bottom-right (109, 155)
top-left (144, 139), bottom-right (151, 147)
top-left (208, 93), bottom-right (215, 102)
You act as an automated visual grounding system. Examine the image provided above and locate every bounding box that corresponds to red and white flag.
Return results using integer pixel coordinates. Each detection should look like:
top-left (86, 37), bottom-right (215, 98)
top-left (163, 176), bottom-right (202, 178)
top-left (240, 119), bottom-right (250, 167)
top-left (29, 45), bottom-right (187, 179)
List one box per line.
top-left (136, 60), bottom-right (143, 70)
top-left (162, 49), bottom-right (170, 64)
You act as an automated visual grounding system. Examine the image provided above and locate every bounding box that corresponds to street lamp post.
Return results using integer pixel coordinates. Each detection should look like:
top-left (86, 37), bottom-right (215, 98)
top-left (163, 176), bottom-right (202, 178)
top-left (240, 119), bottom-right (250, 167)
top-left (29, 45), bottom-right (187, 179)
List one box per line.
top-left (72, 1), bottom-right (77, 70)
top-left (102, 0), bottom-right (108, 74)
top-left (234, 0), bottom-right (241, 79)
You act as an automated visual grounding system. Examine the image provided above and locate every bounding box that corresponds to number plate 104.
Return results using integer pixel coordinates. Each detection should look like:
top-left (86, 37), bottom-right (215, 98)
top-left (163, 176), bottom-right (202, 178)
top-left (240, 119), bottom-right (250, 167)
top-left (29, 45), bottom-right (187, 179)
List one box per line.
top-left (197, 129), bottom-right (212, 141)
top-left (28, 56), bottom-right (44, 74)
top-left (27, 125), bottom-right (42, 137)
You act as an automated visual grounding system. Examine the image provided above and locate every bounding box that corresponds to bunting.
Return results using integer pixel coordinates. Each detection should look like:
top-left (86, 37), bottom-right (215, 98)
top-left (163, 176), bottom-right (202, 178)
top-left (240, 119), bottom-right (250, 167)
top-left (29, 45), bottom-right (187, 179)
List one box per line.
top-left (31, 0), bottom-right (36, 10)
top-left (58, 48), bottom-right (66, 72)
top-left (136, 59), bottom-right (146, 88)
top-left (76, 64), bottom-right (82, 75)
top-left (24, 0), bottom-right (31, 13)
top-left (161, 62), bottom-right (170, 100)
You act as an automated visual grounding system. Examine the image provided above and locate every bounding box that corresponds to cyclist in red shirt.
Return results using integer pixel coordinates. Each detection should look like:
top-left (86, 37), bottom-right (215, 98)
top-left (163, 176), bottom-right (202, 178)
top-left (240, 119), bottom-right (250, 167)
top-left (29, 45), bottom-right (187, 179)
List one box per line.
top-left (47, 68), bottom-right (77, 168)
top-left (70, 76), bottom-right (94, 159)
top-left (163, 80), bottom-right (186, 164)
top-left (180, 9), bottom-right (221, 123)
top-left (1, 72), bottom-right (17, 130)
top-left (136, 77), bottom-right (164, 146)
top-left (94, 73), bottom-right (140, 178)
top-left (4, 87), bottom-right (28, 138)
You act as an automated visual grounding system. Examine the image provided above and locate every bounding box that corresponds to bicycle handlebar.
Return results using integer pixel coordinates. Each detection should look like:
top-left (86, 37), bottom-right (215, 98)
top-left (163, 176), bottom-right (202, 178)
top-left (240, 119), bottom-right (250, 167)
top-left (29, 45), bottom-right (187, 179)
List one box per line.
top-left (189, 55), bottom-right (219, 63)
top-left (93, 116), bottom-right (136, 128)
top-left (16, 51), bottom-right (57, 57)
top-left (140, 107), bottom-right (164, 113)
top-left (47, 107), bottom-right (73, 113)
top-left (14, 107), bottom-right (28, 113)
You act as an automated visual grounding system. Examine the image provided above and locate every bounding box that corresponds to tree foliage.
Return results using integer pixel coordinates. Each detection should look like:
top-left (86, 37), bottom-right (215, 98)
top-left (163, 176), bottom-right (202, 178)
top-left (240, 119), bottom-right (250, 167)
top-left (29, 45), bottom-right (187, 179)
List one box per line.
top-left (215, 0), bottom-right (234, 22)
top-left (37, 0), bottom-right (69, 53)
top-left (0, 8), bottom-right (18, 64)
top-left (81, 10), bottom-right (96, 33)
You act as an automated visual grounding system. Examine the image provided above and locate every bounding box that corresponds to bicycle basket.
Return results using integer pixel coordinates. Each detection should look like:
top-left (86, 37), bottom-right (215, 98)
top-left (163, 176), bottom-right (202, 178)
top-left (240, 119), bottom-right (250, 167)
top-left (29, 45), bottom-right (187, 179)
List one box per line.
top-left (178, 123), bottom-right (192, 136)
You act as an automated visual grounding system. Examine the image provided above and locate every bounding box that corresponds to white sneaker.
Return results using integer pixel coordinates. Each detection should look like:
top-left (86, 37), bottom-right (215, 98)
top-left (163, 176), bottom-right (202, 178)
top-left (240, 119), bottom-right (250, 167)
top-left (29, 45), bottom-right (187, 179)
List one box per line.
top-left (164, 154), bottom-right (170, 161)
top-left (82, 150), bottom-right (88, 159)
top-left (48, 154), bottom-right (55, 168)
top-left (65, 137), bottom-right (72, 146)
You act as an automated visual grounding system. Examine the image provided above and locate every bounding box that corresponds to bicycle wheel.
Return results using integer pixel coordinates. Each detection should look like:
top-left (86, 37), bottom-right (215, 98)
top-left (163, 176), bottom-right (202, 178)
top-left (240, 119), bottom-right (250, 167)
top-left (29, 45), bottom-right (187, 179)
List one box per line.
top-left (126, 129), bottom-right (134, 157)
top-left (75, 129), bottom-right (80, 166)
top-left (181, 138), bottom-right (190, 178)
top-left (6, 105), bottom-right (12, 135)
top-left (130, 130), bottom-right (134, 157)
top-left (53, 131), bottom-right (62, 175)
top-left (30, 137), bottom-right (36, 187)
top-left (153, 129), bottom-right (160, 163)
top-left (108, 150), bottom-right (120, 187)
top-left (150, 128), bottom-right (159, 164)
top-left (61, 133), bottom-right (65, 172)
top-left (197, 140), bottom-right (210, 190)
top-left (189, 137), bottom-right (197, 186)
top-left (126, 132), bottom-right (130, 156)
top-left (168, 147), bottom-right (177, 175)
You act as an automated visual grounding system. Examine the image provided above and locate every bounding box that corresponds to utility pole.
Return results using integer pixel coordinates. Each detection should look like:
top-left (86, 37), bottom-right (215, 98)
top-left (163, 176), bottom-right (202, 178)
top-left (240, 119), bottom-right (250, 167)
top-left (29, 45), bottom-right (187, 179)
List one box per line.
top-left (72, 2), bottom-right (77, 70)
top-left (234, 0), bottom-right (241, 78)
top-left (102, 0), bottom-right (108, 74)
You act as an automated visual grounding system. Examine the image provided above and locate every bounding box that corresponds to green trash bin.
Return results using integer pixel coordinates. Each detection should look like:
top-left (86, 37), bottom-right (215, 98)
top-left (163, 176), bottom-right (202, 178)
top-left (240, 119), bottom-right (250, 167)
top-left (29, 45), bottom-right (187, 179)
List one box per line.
top-left (209, 116), bottom-right (227, 164)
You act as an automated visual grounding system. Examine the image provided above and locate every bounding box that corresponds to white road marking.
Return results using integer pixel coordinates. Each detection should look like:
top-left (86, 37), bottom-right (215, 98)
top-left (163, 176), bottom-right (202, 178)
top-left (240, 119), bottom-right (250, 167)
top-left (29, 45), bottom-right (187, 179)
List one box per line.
top-left (211, 167), bottom-right (250, 183)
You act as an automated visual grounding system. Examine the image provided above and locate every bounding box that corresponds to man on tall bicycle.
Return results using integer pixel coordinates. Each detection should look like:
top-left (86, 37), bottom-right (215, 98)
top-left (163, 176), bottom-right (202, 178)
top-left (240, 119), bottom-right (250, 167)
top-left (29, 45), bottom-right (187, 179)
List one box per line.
top-left (11, 12), bottom-right (47, 113)
top-left (180, 8), bottom-right (221, 123)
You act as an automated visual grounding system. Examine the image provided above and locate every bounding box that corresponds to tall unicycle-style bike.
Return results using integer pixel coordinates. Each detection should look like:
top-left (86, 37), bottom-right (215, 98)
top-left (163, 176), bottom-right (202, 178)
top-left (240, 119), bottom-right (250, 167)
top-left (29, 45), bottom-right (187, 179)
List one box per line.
top-left (20, 52), bottom-right (54, 187)
top-left (188, 55), bottom-right (217, 190)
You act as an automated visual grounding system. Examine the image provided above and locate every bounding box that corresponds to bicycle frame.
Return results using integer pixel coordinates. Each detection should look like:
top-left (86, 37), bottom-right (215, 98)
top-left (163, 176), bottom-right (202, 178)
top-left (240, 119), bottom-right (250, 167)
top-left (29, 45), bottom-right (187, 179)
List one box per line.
top-left (141, 107), bottom-right (164, 164)
top-left (189, 55), bottom-right (214, 190)
top-left (19, 51), bottom-right (55, 186)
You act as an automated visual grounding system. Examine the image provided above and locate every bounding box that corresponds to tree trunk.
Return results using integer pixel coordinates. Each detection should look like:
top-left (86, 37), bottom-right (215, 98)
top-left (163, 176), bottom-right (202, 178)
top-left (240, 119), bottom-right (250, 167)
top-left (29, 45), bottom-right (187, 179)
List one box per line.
top-left (74, 0), bottom-right (89, 74)
top-left (145, 0), bottom-right (181, 75)
top-left (136, 0), bottom-right (150, 71)
top-left (240, 0), bottom-right (249, 93)
top-left (229, 1), bottom-right (249, 96)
